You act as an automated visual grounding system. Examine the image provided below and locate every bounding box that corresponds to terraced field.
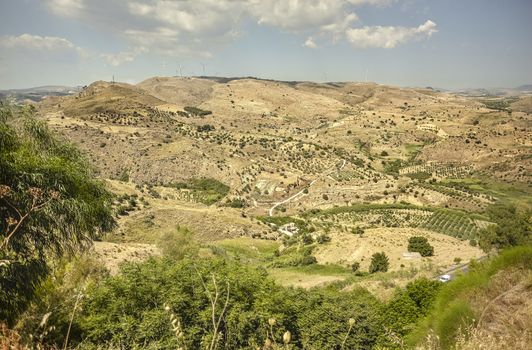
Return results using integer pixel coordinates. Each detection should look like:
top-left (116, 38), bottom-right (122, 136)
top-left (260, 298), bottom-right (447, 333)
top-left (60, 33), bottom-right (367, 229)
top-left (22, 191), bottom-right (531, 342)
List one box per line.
top-left (301, 204), bottom-right (491, 240)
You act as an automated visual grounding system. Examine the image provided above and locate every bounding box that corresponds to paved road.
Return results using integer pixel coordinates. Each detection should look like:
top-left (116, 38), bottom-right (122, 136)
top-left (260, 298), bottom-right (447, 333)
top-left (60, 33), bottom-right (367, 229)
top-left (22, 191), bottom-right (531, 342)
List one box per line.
top-left (434, 255), bottom-right (489, 280)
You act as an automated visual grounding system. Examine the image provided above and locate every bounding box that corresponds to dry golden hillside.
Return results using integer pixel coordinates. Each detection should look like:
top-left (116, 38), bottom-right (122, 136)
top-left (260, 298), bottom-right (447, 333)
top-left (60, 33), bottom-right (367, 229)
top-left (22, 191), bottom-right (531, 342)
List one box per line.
top-left (34, 77), bottom-right (531, 286)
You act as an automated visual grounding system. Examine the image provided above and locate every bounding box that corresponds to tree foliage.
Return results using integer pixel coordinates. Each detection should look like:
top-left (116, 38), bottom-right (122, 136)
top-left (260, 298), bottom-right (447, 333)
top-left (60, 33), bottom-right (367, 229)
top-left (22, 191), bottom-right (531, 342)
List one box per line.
top-left (78, 257), bottom-right (384, 349)
top-left (0, 104), bottom-right (115, 324)
top-left (408, 236), bottom-right (434, 257)
top-left (369, 252), bottom-right (389, 273)
top-left (479, 204), bottom-right (531, 252)
top-left (381, 278), bottom-right (441, 343)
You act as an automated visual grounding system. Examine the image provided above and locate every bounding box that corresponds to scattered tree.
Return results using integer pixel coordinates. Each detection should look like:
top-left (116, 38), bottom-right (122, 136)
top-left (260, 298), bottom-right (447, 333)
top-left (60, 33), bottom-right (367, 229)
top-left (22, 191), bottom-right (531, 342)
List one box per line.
top-left (369, 252), bottom-right (389, 273)
top-left (408, 236), bottom-right (434, 257)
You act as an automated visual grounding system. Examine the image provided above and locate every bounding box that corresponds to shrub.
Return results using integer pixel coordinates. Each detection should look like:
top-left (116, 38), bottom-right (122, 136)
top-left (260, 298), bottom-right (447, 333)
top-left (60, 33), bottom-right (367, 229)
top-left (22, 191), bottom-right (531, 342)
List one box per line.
top-left (118, 170), bottom-right (129, 182)
top-left (351, 226), bottom-right (364, 236)
top-left (479, 204), bottom-right (531, 252)
top-left (170, 178), bottom-right (229, 205)
top-left (197, 124), bottom-right (215, 132)
top-left (226, 198), bottom-right (246, 208)
top-left (315, 234), bottom-right (331, 244)
top-left (0, 105), bottom-right (115, 324)
top-left (408, 236), bottom-right (434, 257)
top-left (157, 226), bottom-right (199, 260)
top-left (300, 255), bottom-right (318, 266)
top-left (351, 262), bottom-right (360, 273)
top-left (369, 252), bottom-right (389, 273)
top-left (184, 106), bottom-right (212, 117)
top-left (380, 278), bottom-right (441, 343)
top-left (78, 258), bottom-right (384, 349)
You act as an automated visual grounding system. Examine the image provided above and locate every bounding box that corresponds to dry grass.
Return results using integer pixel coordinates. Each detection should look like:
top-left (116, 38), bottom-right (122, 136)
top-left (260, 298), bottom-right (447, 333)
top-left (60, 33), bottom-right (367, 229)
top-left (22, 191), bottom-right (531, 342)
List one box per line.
top-left (91, 241), bottom-right (160, 275)
top-left (0, 323), bottom-right (27, 350)
top-left (313, 227), bottom-right (483, 272)
top-left (417, 267), bottom-right (532, 350)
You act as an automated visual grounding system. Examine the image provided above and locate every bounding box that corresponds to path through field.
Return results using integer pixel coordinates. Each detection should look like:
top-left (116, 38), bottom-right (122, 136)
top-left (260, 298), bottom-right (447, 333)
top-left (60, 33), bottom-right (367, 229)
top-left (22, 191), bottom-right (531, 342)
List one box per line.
top-left (268, 159), bottom-right (346, 216)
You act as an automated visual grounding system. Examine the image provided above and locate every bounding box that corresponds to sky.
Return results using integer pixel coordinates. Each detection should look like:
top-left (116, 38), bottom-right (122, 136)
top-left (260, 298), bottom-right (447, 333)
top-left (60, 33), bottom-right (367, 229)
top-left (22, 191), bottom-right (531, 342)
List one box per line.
top-left (0, 0), bottom-right (531, 89)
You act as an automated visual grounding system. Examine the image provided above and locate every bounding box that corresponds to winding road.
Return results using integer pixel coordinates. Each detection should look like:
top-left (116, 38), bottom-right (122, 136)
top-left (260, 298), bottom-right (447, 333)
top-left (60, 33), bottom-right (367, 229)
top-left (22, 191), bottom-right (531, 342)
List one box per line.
top-left (268, 159), bottom-right (346, 216)
top-left (433, 255), bottom-right (489, 280)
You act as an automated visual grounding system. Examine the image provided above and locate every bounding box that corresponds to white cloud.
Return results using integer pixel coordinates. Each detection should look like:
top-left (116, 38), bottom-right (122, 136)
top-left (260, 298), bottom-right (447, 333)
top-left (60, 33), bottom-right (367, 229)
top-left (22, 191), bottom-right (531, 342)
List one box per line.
top-left (345, 20), bottom-right (437, 48)
top-left (47, 0), bottom-right (84, 16)
top-left (304, 37), bottom-right (318, 49)
top-left (43, 0), bottom-right (437, 57)
top-left (348, 0), bottom-right (396, 6)
top-left (320, 12), bottom-right (358, 43)
top-left (0, 33), bottom-right (74, 51)
top-left (249, 0), bottom-right (351, 32)
top-left (128, 1), bottom-right (241, 35)
top-left (100, 47), bottom-right (147, 66)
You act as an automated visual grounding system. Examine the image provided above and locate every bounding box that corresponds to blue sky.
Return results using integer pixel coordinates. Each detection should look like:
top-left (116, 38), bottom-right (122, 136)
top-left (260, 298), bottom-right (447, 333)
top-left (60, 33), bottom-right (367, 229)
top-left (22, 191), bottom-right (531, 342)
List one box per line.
top-left (0, 0), bottom-right (531, 89)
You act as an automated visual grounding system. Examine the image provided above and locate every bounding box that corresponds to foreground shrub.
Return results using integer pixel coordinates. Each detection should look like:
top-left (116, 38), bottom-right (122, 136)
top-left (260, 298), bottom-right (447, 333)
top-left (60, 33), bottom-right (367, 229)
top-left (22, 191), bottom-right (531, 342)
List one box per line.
top-left (408, 245), bottom-right (532, 349)
top-left (0, 104), bottom-right (115, 325)
top-left (78, 257), bottom-right (385, 349)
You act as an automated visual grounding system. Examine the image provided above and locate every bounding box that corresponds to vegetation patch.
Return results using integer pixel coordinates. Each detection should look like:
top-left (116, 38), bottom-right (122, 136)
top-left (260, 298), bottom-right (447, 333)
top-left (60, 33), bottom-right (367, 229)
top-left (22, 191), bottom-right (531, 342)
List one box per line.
top-left (481, 97), bottom-right (518, 111)
top-left (303, 203), bottom-right (490, 240)
top-left (183, 106), bottom-right (212, 117)
top-left (408, 246), bottom-right (532, 349)
top-left (408, 236), bottom-right (434, 257)
top-left (168, 178), bottom-right (229, 205)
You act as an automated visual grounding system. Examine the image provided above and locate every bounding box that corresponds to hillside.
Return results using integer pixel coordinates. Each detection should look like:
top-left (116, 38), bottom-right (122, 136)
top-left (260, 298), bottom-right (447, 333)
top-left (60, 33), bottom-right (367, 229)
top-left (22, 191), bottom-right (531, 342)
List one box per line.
top-left (2, 77), bottom-right (531, 349)
top-left (412, 246), bottom-right (532, 349)
top-left (34, 77), bottom-right (531, 283)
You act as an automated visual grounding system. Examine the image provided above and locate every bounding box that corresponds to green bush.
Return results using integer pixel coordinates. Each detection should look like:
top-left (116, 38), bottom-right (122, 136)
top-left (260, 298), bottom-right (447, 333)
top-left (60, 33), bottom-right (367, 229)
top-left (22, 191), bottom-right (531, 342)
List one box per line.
top-left (479, 204), bottom-right (531, 252)
top-left (170, 178), bottom-right (229, 205)
top-left (157, 226), bottom-right (199, 260)
top-left (226, 197), bottom-right (246, 208)
top-left (184, 106), bottom-right (212, 117)
top-left (269, 246), bottom-right (318, 267)
top-left (369, 252), bottom-right (389, 273)
top-left (434, 300), bottom-right (475, 348)
top-left (408, 236), bottom-right (434, 257)
top-left (118, 170), bottom-right (129, 182)
top-left (196, 124), bottom-right (215, 132)
top-left (0, 104), bottom-right (115, 325)
top-left (78, 257), bottom-right (385, 349)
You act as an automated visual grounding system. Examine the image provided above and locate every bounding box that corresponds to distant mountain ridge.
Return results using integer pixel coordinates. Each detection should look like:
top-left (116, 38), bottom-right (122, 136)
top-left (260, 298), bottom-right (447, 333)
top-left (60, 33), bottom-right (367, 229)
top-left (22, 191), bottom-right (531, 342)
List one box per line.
top-left (516, 84), bottom-right (532, 91)
top-left (453, 84), bottom-right (532, 97)
top-left (0, 85), bottom-right (83, 102)
top-left (2, 79), bottom-right (531, 102)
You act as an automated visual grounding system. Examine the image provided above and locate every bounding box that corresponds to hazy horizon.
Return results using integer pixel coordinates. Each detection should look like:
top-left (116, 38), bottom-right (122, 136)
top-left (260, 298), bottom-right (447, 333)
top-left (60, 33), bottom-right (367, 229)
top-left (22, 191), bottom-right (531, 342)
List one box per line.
top-left (1, 75), bottom-right (532, 92)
